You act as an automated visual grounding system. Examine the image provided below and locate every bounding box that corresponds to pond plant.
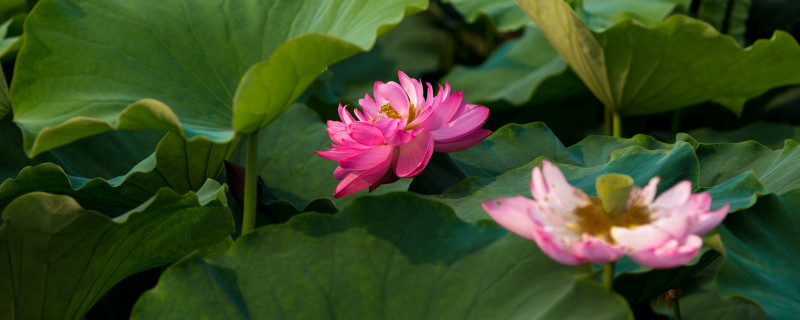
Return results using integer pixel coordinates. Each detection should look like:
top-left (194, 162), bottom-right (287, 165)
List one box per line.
top-left (1, 0), bottom-right (798, 319)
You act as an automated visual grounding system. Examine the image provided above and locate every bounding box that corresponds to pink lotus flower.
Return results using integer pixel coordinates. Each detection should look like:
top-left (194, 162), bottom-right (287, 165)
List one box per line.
top-left (317, 71), bottom-right (492, 198)
top-left (480, 160), bottom-right (729, 269)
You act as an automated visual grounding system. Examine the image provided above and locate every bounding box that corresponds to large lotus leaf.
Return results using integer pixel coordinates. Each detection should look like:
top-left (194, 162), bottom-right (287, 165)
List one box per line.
top-left (0, 19), bottom-right (15, 58)
top-left (567, 133), bottom-right (799, 195)
top-left (325, 13), bottom-right (444, 104)
top-left (715, 190), bottom-right (800, 319)
top-left (687, 122), bottom-right (800, 150)
top-left (0, 180), bottom-right (234, 320)
top-left (443, 0), bottom-right (531, 31)
top-left (0, 132), bottom-right (236, 211)
top-left (649, 258), bottom-right (766, 320)
top-left (516, 0), bottom-right (800, 115)
top-left (11, 0), bottom-right (426, 157)
top-left (131, 192), bottom-right (632, 319)
top-left (443, 27), bottom-right (570, 105)
top-left (694, 140), bottom-right (800, 195)
top-left (699, 0), bottom-right (750, 45)
top-left (439, 142), bottom-right (699, 223)
top-left (442, 122), bottom-right (777, 222)
top-left (450, 122), bottom-right (583, 178)
top-left (0, 112), bottom-right (58, 181)
top-left (443, 0), bottom-right (688, 31)
top-left (44, 129), bottom-right (163, 180)
top-left (443, 0), bottom-right (686, 106)
top-left (232, 104), bottom-right (410, 211)
top-left (0, 57), bottom-right (7, 118)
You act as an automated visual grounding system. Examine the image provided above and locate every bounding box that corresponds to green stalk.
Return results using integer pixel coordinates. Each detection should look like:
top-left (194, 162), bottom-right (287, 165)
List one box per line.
top-left (242, 131), bottom-right (259, 235)
top-left (612, 112), bottom-right (622, 138)
top-left (604, 108), bottom-right (612, 136)
top-left (672, 296), bottom-right (682, 320)
top-left (603, 262), bottom-right (615, 291)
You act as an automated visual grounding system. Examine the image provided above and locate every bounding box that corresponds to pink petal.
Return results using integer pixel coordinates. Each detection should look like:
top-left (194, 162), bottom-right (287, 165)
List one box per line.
top-left (347, 122), bottom-right (385, 146)
top-left (353, 108), bottom-right (369, 122)
top-left (424, 92), bottom-right (464, 131)
top-left (611, 213), bottom-right (688, 252)
top-left (530, 165), bottom-right (548, 202)
top-left (378, 82), bottom-right (410, 118)
top-left (339, 145), bottom-right (394, 171)
top-left (373, 81), bottom-right (388, 106)
top-left (433, 128), bottom-right (492, 152)
top-left (338, 104), bottom-right (355, 124)
top-left (393, 131), bottom-right (433, 178)
top-left (374, 118), bottom-right (403, 136)
top-left (386, 130), bottom-right (415, 146)
top-left (688, 203), bottom-right (729, 235)
top-left (530, 226), bottom-right (585, 266)
top-left (652, 181), bottom-right (692, 210)
top-left (430, 104), bottom-right (489, 142)
top-left (333, 166), bottom-right (349, 180)
top-left (627, 235), bottom-right (703, 269)
top-left (628, 177), bottom-right (659, 208)
top-left (398, 71), bottom-right (424, 107)
top-left (359, 93), bottom-right (380, 118)
top-left (571, 236), bottom-right (625, 264)
top-left (333, 156), bottom-right (393, 198)
top-left (424, 83), bottom-right (434, 107)
top-left (368, 169), bottom-right (400, 192)
top-left (481, 196), bottom-right (539, 240)
top-left (541, 161), bottom-right (587, 211)
top-left (316, 148), bottom-right (361, 161)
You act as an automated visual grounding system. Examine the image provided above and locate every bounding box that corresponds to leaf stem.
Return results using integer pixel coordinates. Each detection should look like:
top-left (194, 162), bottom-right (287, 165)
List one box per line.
top-left (242, 131), bottom-right (259, 235)
top-left (603, 262), bottom-right (615, 291)
top-left (612, 112), bottom-right (622, 138)
top-left (672, 296), bottom-right (682, 320)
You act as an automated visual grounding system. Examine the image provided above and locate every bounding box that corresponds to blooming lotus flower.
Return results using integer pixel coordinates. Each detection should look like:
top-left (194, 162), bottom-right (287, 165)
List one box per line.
top-left (317, 71), bottom-right (492, 198)
top-left (480, 160), bottom-right (729, 269)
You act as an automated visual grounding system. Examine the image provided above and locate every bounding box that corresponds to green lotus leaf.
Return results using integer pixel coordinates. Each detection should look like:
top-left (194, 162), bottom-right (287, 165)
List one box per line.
top-left (443, 27), bottom-right (570, 105)
top-left (325, 14), bottom-right (444, 104)
top-left (694, 140), bottom-right (800, 195)
top-left (515, 0), bottom-right (800, 115)
top-left (439, 141), bottom-right (699, 223)
top-left (443, 0), bottom-right (688, 32)
top-left (131, 192), bottom-right (632, 319)
top-left (0, 112), bottom-right (59, 181)
top-left (442, 0), bottom-right (531, 31)
top-left (441, 122), bottom-right (782, 223)
top-left (649, 257), bottom-right (766, 320)
top-left (614, 250), bottom-right (721, 308)
top-left (716, 190), bottom-right (800, 319)
top-left (232, 104), bottom-right (410, 211)
top-left (699, 0), bottom-right (750, 45)
top-left (443, 0), bottom-right (688, 106)
top-left (687, 122), bottom-right (800, 150)
top-left (0, 131), bottom-right (236, 211)
top-left (0, 180), bottom-right (234, 320)
top-left (0, 58), bottom-right (8, 118)
top-left (450, 122), bottom-right (583, 178)
top-left (12, 0), bottom-right (426, 156)
top-left (0, 19), bottom-right (16, 58)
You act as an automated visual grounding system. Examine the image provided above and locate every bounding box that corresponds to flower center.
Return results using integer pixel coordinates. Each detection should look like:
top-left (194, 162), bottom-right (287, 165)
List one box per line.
top-left (380, 103), bottom-right (401, 119)
top-left (379, 103), bottom-right (419, 128)
top-left (572, 198), bottom-right (652, 243)
top-left (568, 173), bottom-right (652, 243)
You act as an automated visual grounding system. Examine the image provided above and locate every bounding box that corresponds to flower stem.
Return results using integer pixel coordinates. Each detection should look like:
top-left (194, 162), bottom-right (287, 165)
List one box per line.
top-left (612, 112), bottom-right (622, 138)
top-left (242, 131), bottom-right (259, 236)
top-left (672, 296), bottom-right (682, 320)
top-left (603, 262), bottom-right (615, 291)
